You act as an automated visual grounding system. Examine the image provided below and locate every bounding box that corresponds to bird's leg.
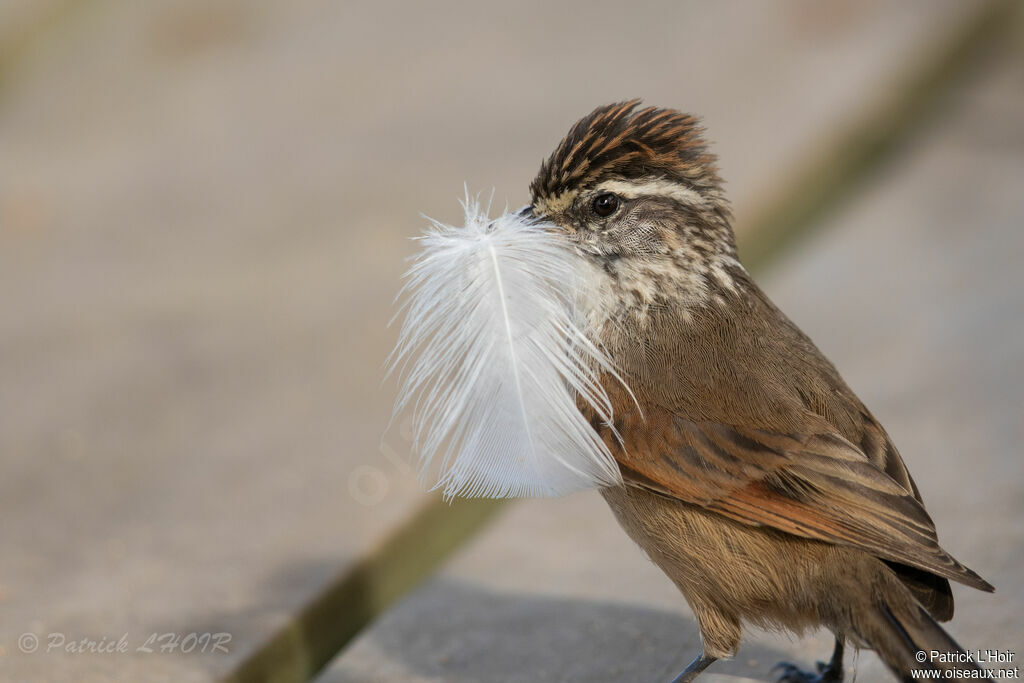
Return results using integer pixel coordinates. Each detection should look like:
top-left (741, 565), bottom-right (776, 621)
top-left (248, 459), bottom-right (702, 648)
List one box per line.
top-left (774, 637), bottom-right (844, 682)
top-left (670, 651), bottom-right (717, 683)
top-left (819, 639), bottom-right (845, 680)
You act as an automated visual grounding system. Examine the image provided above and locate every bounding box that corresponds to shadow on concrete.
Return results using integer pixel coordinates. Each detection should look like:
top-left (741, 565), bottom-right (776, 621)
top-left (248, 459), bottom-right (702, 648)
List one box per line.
top-left (321, 577), bottom-right (802, 683)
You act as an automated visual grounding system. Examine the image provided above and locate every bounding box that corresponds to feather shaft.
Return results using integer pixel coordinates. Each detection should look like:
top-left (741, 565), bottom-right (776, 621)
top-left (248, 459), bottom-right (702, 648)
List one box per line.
top-left (387, 194), bottom-right (629, 499)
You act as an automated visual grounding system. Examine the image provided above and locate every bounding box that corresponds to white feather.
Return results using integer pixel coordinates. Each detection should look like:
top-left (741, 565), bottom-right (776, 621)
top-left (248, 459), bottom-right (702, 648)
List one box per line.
top-left (388, 193), bottom-right (627, 499)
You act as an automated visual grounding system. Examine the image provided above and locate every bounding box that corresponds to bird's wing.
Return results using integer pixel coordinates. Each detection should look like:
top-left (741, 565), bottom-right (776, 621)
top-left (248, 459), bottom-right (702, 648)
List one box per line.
top-left (615, 411), bottom-right (993, 592)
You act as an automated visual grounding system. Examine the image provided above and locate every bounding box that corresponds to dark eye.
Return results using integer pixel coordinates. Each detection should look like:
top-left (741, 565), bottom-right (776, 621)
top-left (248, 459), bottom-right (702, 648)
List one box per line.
top-left (592, 192), bottom-right (619, 218)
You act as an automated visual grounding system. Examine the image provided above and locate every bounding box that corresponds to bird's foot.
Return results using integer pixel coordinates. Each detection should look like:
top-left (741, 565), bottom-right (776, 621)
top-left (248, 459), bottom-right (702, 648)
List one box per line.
top-left (772, 658), bottom-right (843, 683)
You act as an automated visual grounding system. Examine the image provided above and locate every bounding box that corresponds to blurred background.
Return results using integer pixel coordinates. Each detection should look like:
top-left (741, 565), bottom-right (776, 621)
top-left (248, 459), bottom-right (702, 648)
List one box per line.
top-left (1, 2), bottom-right (1021, 682)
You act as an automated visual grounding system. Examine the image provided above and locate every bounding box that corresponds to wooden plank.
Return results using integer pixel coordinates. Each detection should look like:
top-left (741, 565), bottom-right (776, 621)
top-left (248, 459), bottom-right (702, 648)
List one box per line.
top-left (322, 21), bottom-right (1024, 683)
top-left (0, 1), bottom-right (1006, 681)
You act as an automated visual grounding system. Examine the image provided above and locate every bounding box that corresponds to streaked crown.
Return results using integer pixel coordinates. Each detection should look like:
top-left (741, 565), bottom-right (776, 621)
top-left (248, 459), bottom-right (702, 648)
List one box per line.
top-left (530, 100), bottom-right (724, 211)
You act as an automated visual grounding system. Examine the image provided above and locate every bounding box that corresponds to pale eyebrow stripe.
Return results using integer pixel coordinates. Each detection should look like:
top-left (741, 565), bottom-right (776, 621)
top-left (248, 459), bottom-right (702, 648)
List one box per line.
top-left (593, 178), bottom-right (707, 208)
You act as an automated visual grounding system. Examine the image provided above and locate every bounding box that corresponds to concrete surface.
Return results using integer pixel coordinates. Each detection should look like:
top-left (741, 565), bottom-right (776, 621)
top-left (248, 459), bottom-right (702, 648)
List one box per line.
top-left (0, 1), bottom-right (1003, 681)
top-left (321, 27), bottom-right (1024, 683)
top-left (0, 1), bottom-right (67, 60)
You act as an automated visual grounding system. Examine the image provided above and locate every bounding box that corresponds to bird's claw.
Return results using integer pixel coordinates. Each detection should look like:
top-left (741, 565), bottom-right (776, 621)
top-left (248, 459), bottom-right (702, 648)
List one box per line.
top-left (772, 660), bottom-right (842, 682)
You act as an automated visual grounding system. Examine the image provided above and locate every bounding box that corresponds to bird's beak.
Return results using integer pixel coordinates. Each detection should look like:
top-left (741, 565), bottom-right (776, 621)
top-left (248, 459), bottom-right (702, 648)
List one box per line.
top-left (520, 204), bottom-right (578, 242)
top-left (485, 205), bottom-right (540, 234)
top-left (518, 204), bottom-right (566, 239)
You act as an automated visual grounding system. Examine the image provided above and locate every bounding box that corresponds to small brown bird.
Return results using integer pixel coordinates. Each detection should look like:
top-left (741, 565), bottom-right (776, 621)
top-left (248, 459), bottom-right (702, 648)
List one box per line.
top-left (528, 101), bottom-right (994, 682)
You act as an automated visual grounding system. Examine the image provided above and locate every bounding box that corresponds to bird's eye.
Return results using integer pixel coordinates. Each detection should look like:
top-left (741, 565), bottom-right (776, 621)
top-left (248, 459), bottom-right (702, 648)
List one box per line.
top-left (592, 193), bottom-right (619, 218)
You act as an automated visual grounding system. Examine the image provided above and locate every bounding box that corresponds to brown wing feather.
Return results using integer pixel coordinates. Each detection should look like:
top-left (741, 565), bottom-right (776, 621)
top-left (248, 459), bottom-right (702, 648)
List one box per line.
top-left (612, 410), bottom-right (993, 592)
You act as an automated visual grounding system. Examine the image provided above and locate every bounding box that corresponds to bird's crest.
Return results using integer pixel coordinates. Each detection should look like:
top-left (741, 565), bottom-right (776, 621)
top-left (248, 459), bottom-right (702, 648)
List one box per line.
top-left (530, 100), bottom-right (721, 215)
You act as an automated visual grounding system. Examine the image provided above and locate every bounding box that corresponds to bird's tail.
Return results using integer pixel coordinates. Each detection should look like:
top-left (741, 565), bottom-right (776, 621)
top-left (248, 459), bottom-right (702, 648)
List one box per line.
top-left (859, 598), bottom-right (993, 682)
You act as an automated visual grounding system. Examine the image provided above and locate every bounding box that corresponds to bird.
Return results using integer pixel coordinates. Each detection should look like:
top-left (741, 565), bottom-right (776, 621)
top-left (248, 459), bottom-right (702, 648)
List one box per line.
top-left (526, 100), bottom-right (995, 682)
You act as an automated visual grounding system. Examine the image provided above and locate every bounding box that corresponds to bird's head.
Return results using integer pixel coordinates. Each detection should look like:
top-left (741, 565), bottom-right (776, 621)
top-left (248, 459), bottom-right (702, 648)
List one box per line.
top-left (529, 100), bottom-right (743, 328)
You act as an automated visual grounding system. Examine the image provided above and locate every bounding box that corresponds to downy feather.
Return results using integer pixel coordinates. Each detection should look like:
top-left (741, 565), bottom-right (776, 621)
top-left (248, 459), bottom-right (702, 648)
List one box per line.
top-left (388, 194), bottom-right (627, 499)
